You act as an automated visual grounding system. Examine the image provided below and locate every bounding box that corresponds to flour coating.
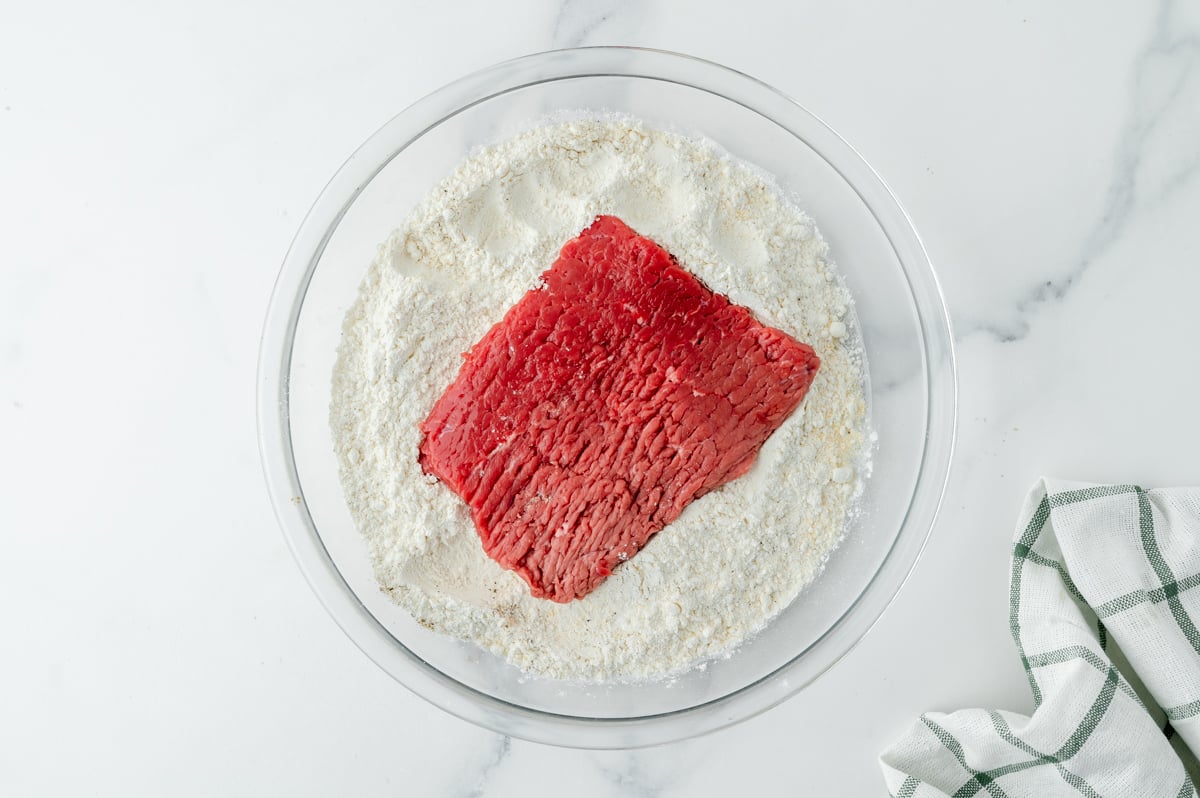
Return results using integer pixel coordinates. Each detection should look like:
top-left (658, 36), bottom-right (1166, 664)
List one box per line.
top-left (330, 118), bottom-right (869, 681)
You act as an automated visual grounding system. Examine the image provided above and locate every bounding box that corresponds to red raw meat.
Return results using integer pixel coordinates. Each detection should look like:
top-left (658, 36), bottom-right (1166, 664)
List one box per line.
top-left (419, 216), bottom-right (820, 602)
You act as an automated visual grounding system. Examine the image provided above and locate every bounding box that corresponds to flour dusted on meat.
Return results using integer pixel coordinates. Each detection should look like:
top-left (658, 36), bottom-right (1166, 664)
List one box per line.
top-left (330, 118), bottom-right (869, 681)
top-left (417, 215), bottom-right (821, 603)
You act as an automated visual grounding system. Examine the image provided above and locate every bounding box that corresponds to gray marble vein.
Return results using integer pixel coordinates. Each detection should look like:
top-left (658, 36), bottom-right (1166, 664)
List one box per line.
top-left (595, 750), bottom-right (681, 798)
top-left (460, 735), bottom-right (511, 798)
top-left (551, 0), bottom-right (628, 48)
top-left (962, 0), bottom-right (1200, 343)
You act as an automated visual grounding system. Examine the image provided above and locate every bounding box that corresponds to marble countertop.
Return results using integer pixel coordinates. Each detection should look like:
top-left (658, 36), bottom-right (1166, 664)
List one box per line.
top-left (4, 1), bottom-right (1199, 795)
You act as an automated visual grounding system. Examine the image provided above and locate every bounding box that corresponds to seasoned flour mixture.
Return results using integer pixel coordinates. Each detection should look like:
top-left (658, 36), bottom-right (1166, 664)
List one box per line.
top-left (331, 118), bottom-right (868, 681)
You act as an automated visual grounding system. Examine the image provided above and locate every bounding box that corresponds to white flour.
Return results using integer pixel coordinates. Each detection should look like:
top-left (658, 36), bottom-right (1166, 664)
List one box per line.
top-left (331, 118), bottom-right (868, 681)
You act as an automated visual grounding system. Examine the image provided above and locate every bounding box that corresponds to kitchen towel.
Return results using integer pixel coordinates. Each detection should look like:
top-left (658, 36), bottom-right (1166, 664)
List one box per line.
top-left (881, 479), bottom-right (1200, 797)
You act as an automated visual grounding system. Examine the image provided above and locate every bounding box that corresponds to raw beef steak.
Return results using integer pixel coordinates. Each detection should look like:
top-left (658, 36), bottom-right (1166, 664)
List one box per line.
top-left (419, 215), bottom-right (820, 602)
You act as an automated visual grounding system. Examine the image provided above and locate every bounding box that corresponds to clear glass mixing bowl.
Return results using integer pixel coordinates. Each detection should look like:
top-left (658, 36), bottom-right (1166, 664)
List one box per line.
top-left (257, 47), bottom-right (956, 748)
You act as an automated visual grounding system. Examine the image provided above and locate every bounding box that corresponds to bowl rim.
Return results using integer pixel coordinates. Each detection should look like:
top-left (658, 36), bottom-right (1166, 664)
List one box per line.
top-left (257, 45), bottom-right (957, 749)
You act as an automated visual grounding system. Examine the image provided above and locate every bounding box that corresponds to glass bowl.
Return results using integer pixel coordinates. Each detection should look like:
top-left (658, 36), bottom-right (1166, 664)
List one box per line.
top-left (257, 47), bottom-right (956, 748)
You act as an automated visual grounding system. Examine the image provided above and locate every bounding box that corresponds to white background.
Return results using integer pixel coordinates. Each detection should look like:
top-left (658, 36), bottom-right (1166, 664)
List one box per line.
top-left (4, 2), bottom-right (1199, 795)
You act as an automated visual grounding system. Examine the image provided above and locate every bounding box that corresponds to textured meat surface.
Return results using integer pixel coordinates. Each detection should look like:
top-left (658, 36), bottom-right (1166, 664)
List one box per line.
top-left (418, 216), bottom-right (820, 602)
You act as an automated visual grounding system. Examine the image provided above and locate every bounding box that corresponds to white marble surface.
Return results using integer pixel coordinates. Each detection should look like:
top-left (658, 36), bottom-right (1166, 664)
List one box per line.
top-left (3, 1), bottom-right (1199, 795)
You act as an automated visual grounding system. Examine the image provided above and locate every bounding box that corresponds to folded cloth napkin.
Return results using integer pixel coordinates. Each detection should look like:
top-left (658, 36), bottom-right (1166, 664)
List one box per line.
top-left (881, 479), bottom-right (1200, 797)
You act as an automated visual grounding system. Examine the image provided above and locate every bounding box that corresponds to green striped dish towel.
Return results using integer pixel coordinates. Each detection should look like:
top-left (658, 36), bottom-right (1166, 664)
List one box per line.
top-left (881, 479), bottom-right (1200, 797)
